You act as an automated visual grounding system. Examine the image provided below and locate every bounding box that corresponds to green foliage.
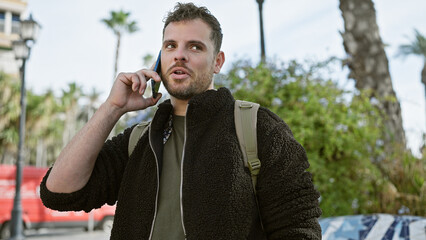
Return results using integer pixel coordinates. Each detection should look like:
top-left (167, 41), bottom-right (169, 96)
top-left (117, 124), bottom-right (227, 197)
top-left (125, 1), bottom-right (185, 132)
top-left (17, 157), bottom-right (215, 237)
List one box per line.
top-left (0, 72), bottom-right (102, 166)
top-left (0, 73), bottom-right (20, 149)
top-left (25, 90), bottom-right (64, 165)
top-left (217, 59), bottom-right (386, 217)
top-left (142, 53), bottom-right (154, 67)
top-left (377, 147), bottom-right (426, 216)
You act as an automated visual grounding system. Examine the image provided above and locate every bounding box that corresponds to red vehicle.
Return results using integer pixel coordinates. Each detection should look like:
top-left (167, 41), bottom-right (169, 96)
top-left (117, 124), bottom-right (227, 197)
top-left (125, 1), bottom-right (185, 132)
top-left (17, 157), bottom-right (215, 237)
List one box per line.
top-left (0, 164), bottom-right (115, 239)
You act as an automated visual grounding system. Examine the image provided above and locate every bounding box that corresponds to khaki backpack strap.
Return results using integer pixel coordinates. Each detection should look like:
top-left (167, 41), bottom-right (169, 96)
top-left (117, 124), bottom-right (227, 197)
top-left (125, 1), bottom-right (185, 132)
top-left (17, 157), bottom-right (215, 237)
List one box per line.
top-left (234, 100), bottom-right (261, 192)
top-left (234, 100), bottom-right (264, 230)
top-left (128, 121), bottom-right (150, 156)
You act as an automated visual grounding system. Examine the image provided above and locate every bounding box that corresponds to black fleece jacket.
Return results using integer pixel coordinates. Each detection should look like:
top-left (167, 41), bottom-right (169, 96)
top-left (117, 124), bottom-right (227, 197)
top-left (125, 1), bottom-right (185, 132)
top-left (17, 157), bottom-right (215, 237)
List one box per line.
top-left (40, 87), bottom-right (322, 239)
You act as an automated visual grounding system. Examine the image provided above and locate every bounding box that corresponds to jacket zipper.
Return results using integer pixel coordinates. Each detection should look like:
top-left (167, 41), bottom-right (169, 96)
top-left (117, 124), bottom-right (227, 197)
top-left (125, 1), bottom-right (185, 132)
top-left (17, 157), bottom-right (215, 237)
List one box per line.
top-left (180, 110), bottom-right (188, 239)
top-left (148, 126), bottom-right (160, 240)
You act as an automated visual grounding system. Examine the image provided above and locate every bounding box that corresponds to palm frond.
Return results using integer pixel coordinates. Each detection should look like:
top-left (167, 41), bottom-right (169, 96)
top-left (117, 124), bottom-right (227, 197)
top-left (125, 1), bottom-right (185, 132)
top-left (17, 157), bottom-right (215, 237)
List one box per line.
top-left (414, 29), bottom-right (426, 57)
top-left (396, 28), bottom-right (426, 59)
top-left (101, 9), bottom-right (139, 35)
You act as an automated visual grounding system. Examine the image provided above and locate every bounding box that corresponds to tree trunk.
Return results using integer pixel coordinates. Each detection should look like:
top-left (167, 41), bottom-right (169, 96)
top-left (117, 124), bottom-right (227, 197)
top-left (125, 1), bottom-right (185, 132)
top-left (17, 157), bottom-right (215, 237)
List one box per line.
top-left (422, 62), bottom-right (426, 151)
top-left (113, 33), bottom-right (121, 82)
top-left (339, 0), bottom-right (406, 149)
top-left (36, 139), bottom-right (45, 167)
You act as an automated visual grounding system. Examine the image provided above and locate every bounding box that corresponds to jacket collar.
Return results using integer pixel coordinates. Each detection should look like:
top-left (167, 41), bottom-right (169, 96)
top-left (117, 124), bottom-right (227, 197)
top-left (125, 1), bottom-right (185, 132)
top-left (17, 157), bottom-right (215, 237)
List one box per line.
top-left (153, 87), bottom-right (234, 128)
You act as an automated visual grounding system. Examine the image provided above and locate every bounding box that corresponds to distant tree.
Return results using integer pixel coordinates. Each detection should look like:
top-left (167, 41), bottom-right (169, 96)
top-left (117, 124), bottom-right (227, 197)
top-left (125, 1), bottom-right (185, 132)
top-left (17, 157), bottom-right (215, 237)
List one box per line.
top-left (60, 83), bottom-right (84, 147)
top-left (339, 0), bottom-right (406, 150)
top-left (0, 73), bottom-right (64, 166)
top-left (397, 29), bottom-right (426, 137)
top-left (25, 90), bottom-right (62, 166)
top-left (0, 72), bottom-right (20, 164)
top-left (79, 87), bottom-right (102, 122)
top-left (397, 29), bottom-right (426, 85)
top-left (101, 10), bottom-right (139, 81)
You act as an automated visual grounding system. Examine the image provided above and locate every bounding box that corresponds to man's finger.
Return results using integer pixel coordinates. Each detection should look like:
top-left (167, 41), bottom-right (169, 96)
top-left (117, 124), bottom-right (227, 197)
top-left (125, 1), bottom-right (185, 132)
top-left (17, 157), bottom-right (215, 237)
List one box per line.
top-left (135, 71), bottom-right (147, 94)
top-left (128, 74), bottom-right (141, 92)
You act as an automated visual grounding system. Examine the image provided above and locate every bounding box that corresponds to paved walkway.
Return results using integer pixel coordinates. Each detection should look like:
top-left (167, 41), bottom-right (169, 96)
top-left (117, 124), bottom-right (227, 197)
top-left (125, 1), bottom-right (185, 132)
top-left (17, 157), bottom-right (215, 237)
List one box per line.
top-left (25, 228), bottom-right (110, 240)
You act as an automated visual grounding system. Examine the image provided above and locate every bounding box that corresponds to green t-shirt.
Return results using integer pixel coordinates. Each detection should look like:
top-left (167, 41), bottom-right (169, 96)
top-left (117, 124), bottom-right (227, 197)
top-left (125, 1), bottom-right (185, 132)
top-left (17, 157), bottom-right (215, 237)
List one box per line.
top-left (151, 115), bottom-right (185, 239)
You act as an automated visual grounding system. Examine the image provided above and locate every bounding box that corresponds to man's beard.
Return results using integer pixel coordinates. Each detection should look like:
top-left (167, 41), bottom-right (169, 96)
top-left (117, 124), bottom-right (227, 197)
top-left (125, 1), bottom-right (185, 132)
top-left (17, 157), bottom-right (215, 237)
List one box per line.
top-left (162, 66), bottom-right (214, 100)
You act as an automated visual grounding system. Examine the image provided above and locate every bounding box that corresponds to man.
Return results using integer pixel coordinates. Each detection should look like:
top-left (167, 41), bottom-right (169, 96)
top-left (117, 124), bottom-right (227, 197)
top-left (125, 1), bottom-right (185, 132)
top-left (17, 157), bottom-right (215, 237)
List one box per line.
top-left (40, 2), bottom-right (322, 239)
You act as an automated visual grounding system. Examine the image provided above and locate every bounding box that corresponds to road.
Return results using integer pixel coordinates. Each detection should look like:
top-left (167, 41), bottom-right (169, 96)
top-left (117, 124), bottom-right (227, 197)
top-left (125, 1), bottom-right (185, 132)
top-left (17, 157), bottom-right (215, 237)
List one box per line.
top-left (24, 228), bottom-right (110, 240)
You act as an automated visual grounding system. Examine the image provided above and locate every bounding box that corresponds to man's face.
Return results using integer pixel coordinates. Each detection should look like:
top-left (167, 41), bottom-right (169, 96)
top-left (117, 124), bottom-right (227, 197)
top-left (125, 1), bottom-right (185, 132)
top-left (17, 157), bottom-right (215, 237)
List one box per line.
top-left (161, 19), bottom-right (224, 100)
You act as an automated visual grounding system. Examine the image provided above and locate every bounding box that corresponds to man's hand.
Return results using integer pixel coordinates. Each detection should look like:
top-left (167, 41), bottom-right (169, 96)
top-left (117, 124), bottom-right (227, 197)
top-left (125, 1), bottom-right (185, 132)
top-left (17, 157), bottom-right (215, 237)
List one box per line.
top-left (106, 69), bottom-right (162, 115)
top-left (46, 68), bottom-right (162, 194)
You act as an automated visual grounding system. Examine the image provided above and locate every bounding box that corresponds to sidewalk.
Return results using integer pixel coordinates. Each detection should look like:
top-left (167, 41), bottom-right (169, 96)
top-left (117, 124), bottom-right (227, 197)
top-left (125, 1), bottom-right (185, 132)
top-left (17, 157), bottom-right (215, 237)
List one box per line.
top-left (25, 228), bottom-right (110, 240)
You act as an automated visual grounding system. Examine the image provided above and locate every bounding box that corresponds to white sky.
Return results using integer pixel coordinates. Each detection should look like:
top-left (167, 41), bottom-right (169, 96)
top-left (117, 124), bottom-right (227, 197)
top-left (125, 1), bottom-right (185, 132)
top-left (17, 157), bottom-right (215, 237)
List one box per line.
top-left (24, 0), bottom-right (426, 156)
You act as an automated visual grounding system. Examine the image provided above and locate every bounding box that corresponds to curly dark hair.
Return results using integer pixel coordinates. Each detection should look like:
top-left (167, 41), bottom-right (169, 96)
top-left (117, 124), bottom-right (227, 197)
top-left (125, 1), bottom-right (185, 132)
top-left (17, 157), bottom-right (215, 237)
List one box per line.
top-left (163, 2), bottom-right (223, 53)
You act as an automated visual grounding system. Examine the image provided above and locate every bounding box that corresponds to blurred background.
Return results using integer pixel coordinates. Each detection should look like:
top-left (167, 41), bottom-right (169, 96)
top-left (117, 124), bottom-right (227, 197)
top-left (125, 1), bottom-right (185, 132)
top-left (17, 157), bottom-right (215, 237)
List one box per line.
top-left (0, 0), bottom-right (425, 239)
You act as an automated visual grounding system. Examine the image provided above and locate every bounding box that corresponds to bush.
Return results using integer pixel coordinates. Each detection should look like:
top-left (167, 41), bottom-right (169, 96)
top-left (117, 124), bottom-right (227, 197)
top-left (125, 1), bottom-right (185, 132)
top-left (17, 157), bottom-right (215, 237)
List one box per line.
top-left (217, 59), bottom-right (386, 217)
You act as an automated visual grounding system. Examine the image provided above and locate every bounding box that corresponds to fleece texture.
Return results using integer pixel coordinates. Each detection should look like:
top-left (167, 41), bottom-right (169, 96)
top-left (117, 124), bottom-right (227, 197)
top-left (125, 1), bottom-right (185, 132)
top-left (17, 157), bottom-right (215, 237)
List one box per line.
top-left (40, 87), bottom-right (322, 239)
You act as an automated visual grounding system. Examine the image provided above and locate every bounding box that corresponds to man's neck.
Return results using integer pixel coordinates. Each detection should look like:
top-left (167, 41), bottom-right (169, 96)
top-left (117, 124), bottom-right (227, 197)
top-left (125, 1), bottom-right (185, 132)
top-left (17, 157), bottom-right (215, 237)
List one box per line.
top-left (170, 87), bottom-right (216, 116)
top-left (171, 97), bottom-right (189, 116)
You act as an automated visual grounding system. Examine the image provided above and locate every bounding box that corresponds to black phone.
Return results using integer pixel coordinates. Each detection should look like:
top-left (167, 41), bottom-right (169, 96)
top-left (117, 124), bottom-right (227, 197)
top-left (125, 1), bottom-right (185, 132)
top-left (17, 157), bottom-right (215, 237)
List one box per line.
top-left (151, 51), bottom-right (161, 98)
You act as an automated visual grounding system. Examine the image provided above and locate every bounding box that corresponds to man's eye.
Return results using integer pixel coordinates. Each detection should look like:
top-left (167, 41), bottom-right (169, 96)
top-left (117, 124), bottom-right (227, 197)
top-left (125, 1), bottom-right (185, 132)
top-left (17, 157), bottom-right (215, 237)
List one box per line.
top-left (166, 44), bottom-right (175, 49)
top-left (190, 45), bottom-right (201, 50)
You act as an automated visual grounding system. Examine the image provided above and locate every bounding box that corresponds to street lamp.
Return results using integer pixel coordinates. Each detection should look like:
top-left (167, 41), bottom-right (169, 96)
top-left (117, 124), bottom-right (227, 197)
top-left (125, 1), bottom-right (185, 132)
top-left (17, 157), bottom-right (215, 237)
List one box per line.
top-left (9, 14), bottom-right (41, 240)
top-left (256, 0), bottom-right (266, 63)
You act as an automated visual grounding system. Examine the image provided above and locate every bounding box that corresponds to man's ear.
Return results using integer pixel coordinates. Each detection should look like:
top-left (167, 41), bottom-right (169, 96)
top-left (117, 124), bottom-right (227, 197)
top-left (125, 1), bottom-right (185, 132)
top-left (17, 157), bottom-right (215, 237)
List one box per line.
top-left (214, 51), bottom-right (225, 74)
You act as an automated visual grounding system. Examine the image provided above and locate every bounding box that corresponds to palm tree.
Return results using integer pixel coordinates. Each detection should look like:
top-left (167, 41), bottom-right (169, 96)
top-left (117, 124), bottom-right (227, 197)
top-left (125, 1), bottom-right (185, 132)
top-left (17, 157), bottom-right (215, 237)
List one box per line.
top-left (25, 90), bottom-right (62, 166)
top-left (397, 29), bottom-right (426, 89)
top-left (61, 83), bottom-right (83, 147)
top-left (101, 10), bottom-right (139, 82)
top-left (79, 87), bottom-right (101, 122)
top-left (339, 0), bottom-right (406, 150)
top-left (397, 29), bottom-right (426, 150)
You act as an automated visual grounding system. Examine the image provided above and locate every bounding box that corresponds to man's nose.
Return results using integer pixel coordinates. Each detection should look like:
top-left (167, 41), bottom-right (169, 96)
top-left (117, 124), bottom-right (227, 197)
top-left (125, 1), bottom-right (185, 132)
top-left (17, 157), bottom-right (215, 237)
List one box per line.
top-left (174, 48), bottom-right (188, 62)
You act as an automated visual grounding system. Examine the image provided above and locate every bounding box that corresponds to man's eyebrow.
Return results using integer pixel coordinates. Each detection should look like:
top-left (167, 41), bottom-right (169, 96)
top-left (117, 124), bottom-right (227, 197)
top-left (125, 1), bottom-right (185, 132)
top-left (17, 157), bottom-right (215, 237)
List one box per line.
top-left (162, 39), bottom-right (208, 49)
top-left (163, 39), bottom-right (176, 46)
top-left (187, 40), bottom-right (207, 48)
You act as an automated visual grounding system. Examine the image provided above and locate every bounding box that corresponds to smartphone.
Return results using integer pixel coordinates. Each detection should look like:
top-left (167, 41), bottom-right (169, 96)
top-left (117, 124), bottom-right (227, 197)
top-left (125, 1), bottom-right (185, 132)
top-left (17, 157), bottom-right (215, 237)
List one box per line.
top-left (151, 51), bottom-right (162, 98)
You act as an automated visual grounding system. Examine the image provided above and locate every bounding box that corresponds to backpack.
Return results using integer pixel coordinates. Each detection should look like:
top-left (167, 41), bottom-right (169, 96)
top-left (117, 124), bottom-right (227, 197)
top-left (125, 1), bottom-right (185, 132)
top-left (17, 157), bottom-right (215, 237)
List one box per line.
top-left (128, 100), bottom-right (263, 227)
